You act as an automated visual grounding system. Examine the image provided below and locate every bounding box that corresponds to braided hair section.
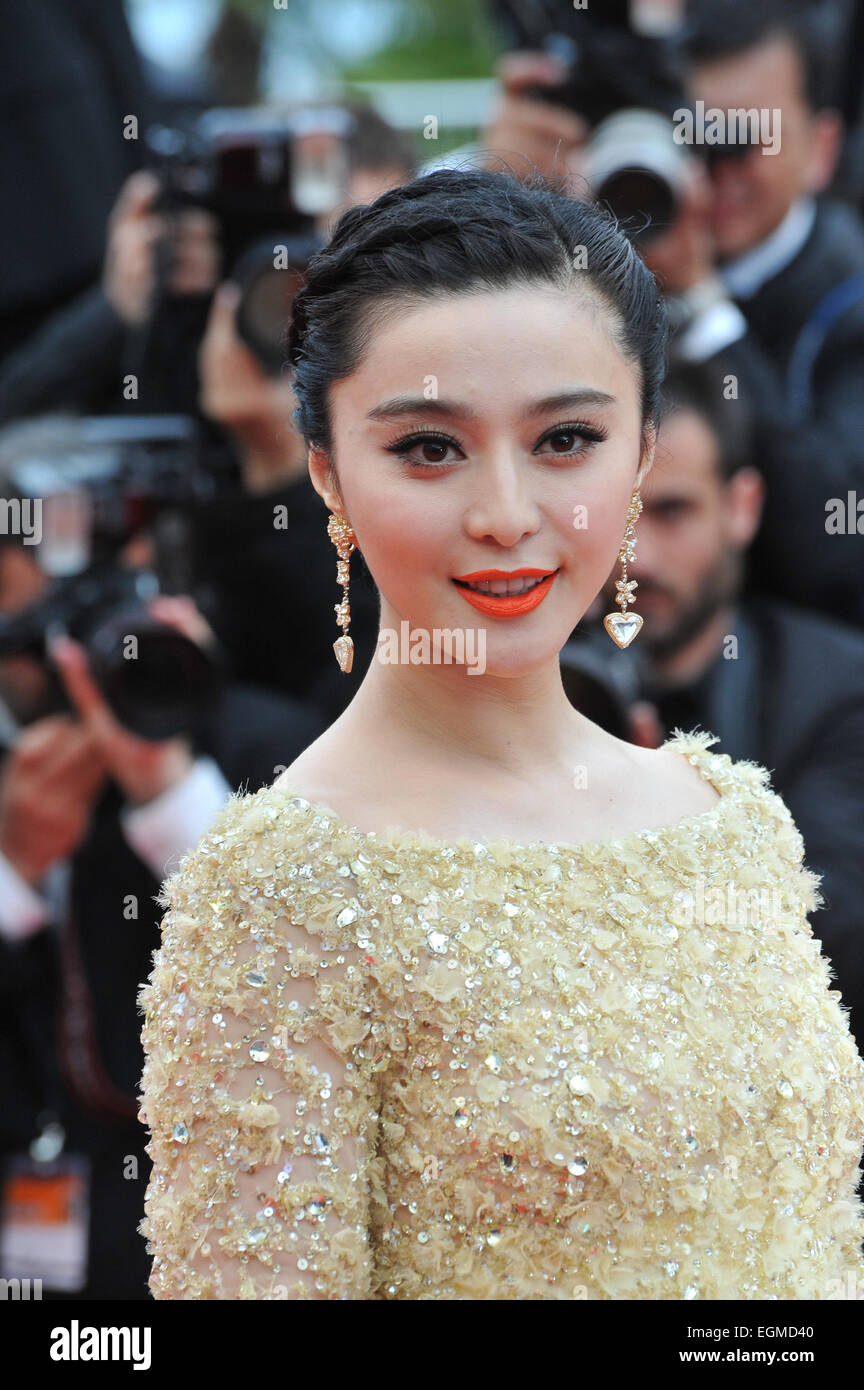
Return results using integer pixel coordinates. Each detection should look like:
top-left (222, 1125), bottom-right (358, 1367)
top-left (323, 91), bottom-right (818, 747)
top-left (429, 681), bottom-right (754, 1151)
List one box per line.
top-left (286, 168), bottom-right (667, 452)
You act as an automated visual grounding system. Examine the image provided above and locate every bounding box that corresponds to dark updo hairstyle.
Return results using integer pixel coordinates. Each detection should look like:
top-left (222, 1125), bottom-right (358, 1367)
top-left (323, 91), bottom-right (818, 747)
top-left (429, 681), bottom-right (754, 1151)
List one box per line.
top-left (287, 168), bottom-right (668, 463)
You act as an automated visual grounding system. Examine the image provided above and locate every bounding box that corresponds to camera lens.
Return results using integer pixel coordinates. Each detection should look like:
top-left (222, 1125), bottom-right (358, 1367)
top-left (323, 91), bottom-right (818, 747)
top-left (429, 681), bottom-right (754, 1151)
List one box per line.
top-left (87, 608), bottom-right (224, 741)
top-left (595, 168), bottom-right (677, 243)
top-left (233, 233), bottom-right (323, 374)
top-left (586, 108), bottom-right (687, 244)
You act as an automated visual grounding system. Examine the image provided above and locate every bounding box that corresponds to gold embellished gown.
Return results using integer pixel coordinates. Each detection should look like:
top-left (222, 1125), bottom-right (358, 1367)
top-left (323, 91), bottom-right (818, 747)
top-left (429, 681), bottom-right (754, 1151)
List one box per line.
top-left (137, 730), bottom-right (864, 1299)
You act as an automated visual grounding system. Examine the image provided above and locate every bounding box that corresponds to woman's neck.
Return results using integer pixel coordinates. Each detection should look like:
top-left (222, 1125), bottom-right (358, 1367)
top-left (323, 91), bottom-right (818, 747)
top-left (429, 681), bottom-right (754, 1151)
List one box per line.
top-left (343, 627), bottom-right (588, 782)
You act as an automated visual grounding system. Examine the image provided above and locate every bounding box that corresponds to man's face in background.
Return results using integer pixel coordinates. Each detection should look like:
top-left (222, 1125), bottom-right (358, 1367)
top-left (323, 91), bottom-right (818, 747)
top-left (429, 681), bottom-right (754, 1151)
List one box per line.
top-left (604, 406), bottom-right (762, 662)
top-left (687, 32), bottom-right (841, 259)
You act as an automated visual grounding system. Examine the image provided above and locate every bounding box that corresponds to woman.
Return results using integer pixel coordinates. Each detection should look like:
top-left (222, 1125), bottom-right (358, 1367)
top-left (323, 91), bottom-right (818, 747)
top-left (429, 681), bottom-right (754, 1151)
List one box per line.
top-left (138, 169), bottom-right (864, 1300)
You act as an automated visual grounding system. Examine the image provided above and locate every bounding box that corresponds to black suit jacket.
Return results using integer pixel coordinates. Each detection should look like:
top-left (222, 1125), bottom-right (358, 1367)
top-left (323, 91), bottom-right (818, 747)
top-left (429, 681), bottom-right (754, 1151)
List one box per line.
top-left (712, 199), bottom-right (864, 627)
top-left (647, 594), bottom-right (864, 1055)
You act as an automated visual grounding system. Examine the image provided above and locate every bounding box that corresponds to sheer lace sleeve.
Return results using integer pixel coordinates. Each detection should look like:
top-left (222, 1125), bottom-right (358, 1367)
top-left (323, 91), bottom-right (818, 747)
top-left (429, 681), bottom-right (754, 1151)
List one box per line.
top-left (137, 793), bottom-right (383, 1300)
top-left (756, 780), bottom-right (864, 1290)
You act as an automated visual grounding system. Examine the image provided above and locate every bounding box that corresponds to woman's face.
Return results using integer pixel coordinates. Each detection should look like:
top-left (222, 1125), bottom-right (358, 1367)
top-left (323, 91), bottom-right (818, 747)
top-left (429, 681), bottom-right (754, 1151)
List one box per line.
top-left (313, 282), bottom-right (653, 677)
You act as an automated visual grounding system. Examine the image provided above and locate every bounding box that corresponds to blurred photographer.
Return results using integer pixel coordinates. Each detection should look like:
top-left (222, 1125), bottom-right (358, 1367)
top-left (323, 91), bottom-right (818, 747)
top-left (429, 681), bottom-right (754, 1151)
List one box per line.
top-left (0, 100), bottom-right (410, 721)
top-left (0, 551), bottom-right (223, 1298)
top-left (0, 169), bottom-right (221, 423)
top-left (186, 103), bottom-right (414, 714)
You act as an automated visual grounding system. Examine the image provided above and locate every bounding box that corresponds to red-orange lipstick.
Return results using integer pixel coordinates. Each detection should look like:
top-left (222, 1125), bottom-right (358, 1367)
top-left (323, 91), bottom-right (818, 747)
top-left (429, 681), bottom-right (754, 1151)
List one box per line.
top-left (451, 567), bottom-right (559, 618)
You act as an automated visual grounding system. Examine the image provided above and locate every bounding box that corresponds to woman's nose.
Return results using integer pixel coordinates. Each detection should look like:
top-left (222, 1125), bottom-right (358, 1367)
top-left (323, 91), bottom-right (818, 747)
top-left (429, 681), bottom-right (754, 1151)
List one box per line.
top-left (462, 453), bottom-right (543, 547)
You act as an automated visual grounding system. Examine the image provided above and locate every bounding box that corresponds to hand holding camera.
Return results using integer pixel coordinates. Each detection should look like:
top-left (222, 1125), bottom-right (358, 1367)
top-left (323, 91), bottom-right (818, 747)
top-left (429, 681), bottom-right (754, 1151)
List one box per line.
top-left (48, 628), bottom-right (195, 808)
top-left (483, 50), bottom-right (590, 186)
top-left (0, 714), bottom-right (107, 886)
top-left (101, 170), bottom-right (221, 327)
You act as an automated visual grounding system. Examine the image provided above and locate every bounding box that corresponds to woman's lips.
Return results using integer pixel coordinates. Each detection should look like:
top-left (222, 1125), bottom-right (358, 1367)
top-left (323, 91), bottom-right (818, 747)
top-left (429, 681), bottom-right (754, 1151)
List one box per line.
top-left (451, 567), bottom-right (559, 618)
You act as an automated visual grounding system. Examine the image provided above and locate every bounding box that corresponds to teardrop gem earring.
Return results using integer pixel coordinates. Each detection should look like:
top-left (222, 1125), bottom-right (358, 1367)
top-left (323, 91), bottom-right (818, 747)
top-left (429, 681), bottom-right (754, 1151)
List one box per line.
top-left (327, 512), bottom-right (357, 672)
top-left (604, 488), bottom-right (643, 649)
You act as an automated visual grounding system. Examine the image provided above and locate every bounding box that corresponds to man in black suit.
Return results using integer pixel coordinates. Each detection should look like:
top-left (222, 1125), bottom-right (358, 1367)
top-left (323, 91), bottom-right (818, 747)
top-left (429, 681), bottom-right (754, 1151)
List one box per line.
top-left (644, 0), bottom-right (864, 627)
top-left (604, 358), bottom-right (864, 1057)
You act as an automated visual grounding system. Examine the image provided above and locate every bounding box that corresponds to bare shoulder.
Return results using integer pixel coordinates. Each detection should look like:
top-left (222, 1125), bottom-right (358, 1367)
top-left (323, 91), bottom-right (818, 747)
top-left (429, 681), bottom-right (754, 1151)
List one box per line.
top-left (272, 752), bottom-right (337, 801)
top-left (611, 733), bottom-right (723, 819)
top-left (271, 727), bottom-right (367, 810)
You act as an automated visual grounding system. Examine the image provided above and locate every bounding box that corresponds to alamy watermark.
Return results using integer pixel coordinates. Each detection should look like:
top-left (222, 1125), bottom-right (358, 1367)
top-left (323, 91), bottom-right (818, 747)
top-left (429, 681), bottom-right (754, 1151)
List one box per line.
top-left (0, 497), bottom-right (41, 544)
top-left (671, 880), bottom-right (784, 928)
top-left (377, 621), bottom-right (486, 675)
top-left (0, 1276), bottom-right (42, 1299)
top-left (49, 1321), bottom-right (151, 1369)
top-left (673, 102), bottom-right (782, 156)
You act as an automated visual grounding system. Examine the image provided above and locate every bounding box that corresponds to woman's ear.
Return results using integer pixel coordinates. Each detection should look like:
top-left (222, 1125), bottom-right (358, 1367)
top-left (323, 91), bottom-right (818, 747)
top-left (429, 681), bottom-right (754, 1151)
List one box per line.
top-left (635, 427), bottom-right (657, 490)
top-left (308, 447), bottom-right (342, 511)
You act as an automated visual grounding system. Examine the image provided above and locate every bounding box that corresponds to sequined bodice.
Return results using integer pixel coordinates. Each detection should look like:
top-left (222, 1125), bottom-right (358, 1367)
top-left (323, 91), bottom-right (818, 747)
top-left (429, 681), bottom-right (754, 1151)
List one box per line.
top-left (138, 730), bottom-right (864, 1299)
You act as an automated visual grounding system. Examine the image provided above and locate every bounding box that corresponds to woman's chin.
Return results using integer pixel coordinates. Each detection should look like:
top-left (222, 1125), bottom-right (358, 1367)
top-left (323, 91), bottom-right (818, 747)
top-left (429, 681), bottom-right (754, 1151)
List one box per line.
top-left (466, 626), bottom-right (569, 678)
top-left (374, 600), bottom-right (576, 678)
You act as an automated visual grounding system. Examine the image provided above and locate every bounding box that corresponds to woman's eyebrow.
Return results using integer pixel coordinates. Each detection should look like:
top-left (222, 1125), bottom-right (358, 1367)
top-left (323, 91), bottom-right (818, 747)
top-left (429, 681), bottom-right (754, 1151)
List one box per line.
top-left (525, 389), bottom-right (616, 416)
top-left (366, 388), bottom-right (616, 422)
top-left (367, 396), bottom-right (463, 421)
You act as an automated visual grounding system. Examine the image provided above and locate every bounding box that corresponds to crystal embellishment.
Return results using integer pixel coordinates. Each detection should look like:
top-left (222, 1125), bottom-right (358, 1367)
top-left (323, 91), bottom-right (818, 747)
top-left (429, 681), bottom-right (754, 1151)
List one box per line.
top-left (333, 634), bottom-right (354, 673)
top-left (135, 728), bottom-right (864, 1302)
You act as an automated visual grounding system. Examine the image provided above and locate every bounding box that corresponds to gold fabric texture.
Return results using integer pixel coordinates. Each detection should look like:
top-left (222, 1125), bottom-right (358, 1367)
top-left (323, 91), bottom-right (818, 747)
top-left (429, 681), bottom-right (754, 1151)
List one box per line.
top-left (137, 729), bottom-right (864, 1299)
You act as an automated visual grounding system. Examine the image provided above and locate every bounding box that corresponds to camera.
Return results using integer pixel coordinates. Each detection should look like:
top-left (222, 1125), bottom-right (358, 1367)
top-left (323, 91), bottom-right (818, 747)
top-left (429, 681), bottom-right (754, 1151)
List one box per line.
top-left (143, 106), bottom-right (353, 381)
top-left (0, 416), bottom-right (227, 740)
top-left (584, 107), bottom-right (690, 245)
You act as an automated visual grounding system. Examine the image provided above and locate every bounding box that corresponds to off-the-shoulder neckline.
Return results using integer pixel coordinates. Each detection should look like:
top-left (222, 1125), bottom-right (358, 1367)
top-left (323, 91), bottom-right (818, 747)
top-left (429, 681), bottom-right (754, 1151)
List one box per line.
top-left (263, 729), bottom-right (743, 861)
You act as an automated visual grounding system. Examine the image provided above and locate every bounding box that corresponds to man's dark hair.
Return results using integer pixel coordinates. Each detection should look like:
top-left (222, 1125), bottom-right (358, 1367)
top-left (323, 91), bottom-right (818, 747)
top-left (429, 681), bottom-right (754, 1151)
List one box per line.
top-left (287, 167), bottom-right (669, 455)
top-left (661, 359), bottom-right (756, 481)
top-left (684, 0), bottom-right (843, 112)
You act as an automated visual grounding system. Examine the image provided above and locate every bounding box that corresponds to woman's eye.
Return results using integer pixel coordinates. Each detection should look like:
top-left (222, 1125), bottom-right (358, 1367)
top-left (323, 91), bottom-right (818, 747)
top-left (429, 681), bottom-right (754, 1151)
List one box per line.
top-left (387, 433), bottom-right (463, 468)
top-left (415, 438), bottom-right (452, 464)
top-left (537, 425), bottom-right (605, 457)
top-left (385, 423), bottom-right (605, 468)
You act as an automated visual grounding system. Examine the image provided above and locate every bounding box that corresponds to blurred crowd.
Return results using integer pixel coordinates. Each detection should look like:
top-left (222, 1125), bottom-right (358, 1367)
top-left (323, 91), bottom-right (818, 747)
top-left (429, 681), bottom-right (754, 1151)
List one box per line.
top-left (1, 0), bottom-right (863, 1299)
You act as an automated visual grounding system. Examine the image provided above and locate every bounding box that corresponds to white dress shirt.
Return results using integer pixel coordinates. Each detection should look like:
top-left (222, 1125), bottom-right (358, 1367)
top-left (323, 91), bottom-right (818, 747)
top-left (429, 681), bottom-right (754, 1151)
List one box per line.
top-left (718, 196), bottom-right (817, 301)
top-left (0, 755), bottom-right (233, 942)
top-left (674, 196), bottom-right (817, 362)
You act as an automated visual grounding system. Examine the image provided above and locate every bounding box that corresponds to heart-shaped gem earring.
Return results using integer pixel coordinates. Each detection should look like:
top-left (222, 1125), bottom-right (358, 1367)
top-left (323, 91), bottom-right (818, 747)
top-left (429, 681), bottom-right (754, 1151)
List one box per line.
top-left (604, 489), bottom-right (643, 649)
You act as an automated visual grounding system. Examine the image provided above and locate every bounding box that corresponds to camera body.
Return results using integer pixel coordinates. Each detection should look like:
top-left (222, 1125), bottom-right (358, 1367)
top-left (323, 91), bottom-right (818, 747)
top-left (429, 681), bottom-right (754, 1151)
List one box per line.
top-left (144, 106), bottom-right (351, 375)
top-left (0, 416), bottom-right (226, 740)
top-left (147, 105), bottom-right (353, 255)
